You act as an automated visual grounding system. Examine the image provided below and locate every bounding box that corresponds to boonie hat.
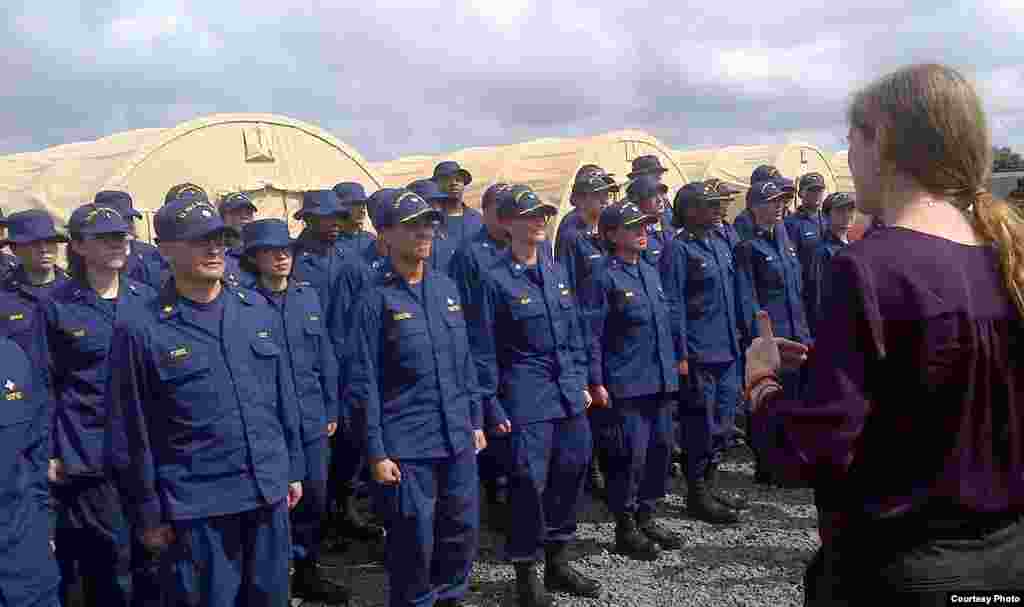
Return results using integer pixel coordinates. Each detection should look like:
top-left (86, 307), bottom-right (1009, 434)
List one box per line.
top-left (432, 161), bottom-right (473, 185)
top-left (242, 219), bottom-right (293, 256)
top-left (626, 175), bottom-right (669, 202)
top-left (6, 210), bottom-right (68, 244)
top-left (627, 155), bottom-right (669, 179)
top-left (294, 190), bottom-right (348, 220)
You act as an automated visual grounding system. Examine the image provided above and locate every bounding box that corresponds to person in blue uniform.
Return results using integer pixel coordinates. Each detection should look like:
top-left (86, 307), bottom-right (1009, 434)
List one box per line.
top-left (0, 337), bottom-right (61, 607)
top-left (0, 208), bottom-right (22, 277)
top-left (556, 172), bottom-right (615, 495)
top-left (333, 182), bottom-right (377, 256)
top-left (626, 155), bottom-right (674, 229)
top-left (359, 190), bottom-right (391, 269)
top-left (734, 165), bottom-right (786, 242)
top-left (625, 175), bottom-right (671, 263)
top-left (661, 182), bottom-right (751, 524)
top-left (430, 161), bottom-right (484, 249)
top-left (239, 219), bottom-right (350, 605)
top-left (805, 192), bottom-right (855, 335)
top-left (448, 183), bottom-right (513, 516)
top-left (784, 173), bottom-right (827, 324)
top-left (46, 203), bottom-right (157, 607)
top-left (347, 188), bottom-right (484, 607)
top-left (554, 166), bottom-right (617, 261)
top-left (94, 190), bottom-right (169, 290)
top-left (408, 179), bottom-right (459, 274)
top-left (105, 190), bottom-right (304, 607)
top-left (469, 185), bottom-right (601, 607)
top-left (292, 190), bottom-right (382, 543)
top-left (5, 210), bottom-right (70, 301)
top-left (217, 192), bottom-right (258, 287)
top-left (580, 202), bottom-right (683, 560)
top-left (735, 180), bottom-right (811, 485)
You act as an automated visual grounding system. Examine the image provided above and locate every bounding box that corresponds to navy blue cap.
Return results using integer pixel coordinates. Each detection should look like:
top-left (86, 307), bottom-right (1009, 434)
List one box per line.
top-left (599, 202), bottom-right (659, 233)
top-left (407, 179), bottom-right (451, 202)
top-left (798, 172), bottom-right (826, 191)
top-left (155, 193), bottom-right (238, 242)
top-left (164, 183), bottom-right (207, 206)
top-left (674, 179), bottom-right (741, 208)
top-left (373, 189), bottom-right (444, 229)
top-left (482, 183), bottom-right (512, 208)
top-left (822, 192), bottom-right (855, 213)
top-left (94, 190), bottom-right (142, 220)
top-left (218, 192), bottom-right (257, 215)
top-left (242, 219), bottom-right (293, 256)
top-left (573, 168), bottom-right (620, 195)
top-left (747, 180), bottom-right (788, 206)
top-left (497, 185), bottom-right (558, 218)
top-left (6, 210), bottom-right (68, 244)
top-left (294, 190), bottom-right (347, 220)
top-left (333, 182), bottom-right (369, 206)
top-left (750, 165), bottom-right (781, 183)
top-left (627, 155), bottom-right (669, 179)
top-left (69, 204), bottom-right (131, 237)
top-left (626, 175), bottom-right (669, 202)
top-left (775, 177), bottom-right (796, 192)
top-left (431, 161), bottom-right (472, 185)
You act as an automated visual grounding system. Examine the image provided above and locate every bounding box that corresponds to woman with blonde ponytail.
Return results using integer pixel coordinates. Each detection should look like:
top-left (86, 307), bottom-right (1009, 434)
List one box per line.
top-left (742, 63), bottom-right (1024, 605)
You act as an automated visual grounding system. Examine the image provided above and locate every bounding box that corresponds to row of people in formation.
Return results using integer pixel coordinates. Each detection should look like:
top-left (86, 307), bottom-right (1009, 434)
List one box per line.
top-left (0, 155), bottom-right (856, 607)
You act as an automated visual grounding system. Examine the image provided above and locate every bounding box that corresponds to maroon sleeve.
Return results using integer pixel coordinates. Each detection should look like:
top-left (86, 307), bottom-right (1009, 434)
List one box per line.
top-left (752, 252), bottom-right (885, 490)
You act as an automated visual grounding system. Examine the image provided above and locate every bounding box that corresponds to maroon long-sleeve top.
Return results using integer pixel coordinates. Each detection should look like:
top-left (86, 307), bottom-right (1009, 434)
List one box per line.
top-left (754, 226), bottom-right (1023, 544)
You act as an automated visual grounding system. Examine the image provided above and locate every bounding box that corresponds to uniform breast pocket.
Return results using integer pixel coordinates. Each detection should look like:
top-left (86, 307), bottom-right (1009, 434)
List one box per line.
top-left (755, 254), bottom-right (785, 290)
top-left (250, 338), bottom-right (282, 395)
top-left (508, 300), bottom-right (547, 348)
top-left (303, 321), bottom-right (323, 355)
top-left (0, 386), bottom-right (34, 432)
top-left (443, 312), bottom-right (469, 373)
top-left (156, 352), bottom-right (214, 415)
top-left (385, 318), bottom-right (432, 374)
top-left (615, 297), bottom-right (649, 325)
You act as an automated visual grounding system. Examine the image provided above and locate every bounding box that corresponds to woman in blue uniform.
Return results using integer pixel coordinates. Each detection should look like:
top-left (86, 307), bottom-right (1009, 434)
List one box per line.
top-left (579, 202), bottom-right (683, 560)
top-left (46, 204), bottom-right (157, 607)
top-left (239, 219), bottom-right (349, 605)
top-left (470, 185), bottom-right (601, 607)
top-left (660, 182), bottom-right (750, 523)
top-left (347, 189), bottom-right (484, 607)
top-left (735, 180), bottom-right (810, 484)
top-left (805, 192), bottom-right (855, 335)
top-left (0, 337), bottom-right (60, 607)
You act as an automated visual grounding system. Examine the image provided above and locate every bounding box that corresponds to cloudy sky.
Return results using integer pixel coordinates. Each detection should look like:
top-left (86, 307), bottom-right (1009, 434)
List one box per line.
top-left (3, 1), bottom-right (1022, 161)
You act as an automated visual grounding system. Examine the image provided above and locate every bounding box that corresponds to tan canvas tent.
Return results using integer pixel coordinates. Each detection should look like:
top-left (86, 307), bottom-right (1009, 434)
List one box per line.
top-left (832, 151), bottom-right (854, 192)
top-left (670, 143), bottom-right (838, 221)
top-left (0, 113), bottom-right (382, 242)
top-left (372, 129), bottom-right (690, 240)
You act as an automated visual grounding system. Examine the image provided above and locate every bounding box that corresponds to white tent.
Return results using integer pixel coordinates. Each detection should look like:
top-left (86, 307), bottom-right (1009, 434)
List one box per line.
top-left (0, 113), bottom-right (382, 242)
top-left (372, 129), bottom-right (691, 239)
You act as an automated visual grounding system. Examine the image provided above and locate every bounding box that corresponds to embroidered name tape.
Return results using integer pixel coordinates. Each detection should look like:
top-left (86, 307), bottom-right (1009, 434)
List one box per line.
top-left (393, 312), bottom-right (413, 321)
top-left (560, 289), bottom-right (571, 296)
top-left (309, 315), bottom-right (319, 322)
top-left (448, 304), bottom-right (462, 312)
top-left (518, 297), bottom-right (531, 305)
top-left (167, 346), bottom-right (190, 361)
top-left (7, 313), bottom-right (24, 321)
top-left (257, 330), bottom-right (271, 338)
top-left (71, 328), bottom-right (86, 338)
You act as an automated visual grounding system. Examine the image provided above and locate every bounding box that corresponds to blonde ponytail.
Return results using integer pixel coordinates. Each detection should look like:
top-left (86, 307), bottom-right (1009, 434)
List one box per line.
top-left (972, 191), bottom-right (1024, 317)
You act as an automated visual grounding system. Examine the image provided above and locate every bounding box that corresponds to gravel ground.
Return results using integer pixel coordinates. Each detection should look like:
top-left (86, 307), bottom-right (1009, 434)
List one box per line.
top-left (309, 448), bottom-right (820, 607)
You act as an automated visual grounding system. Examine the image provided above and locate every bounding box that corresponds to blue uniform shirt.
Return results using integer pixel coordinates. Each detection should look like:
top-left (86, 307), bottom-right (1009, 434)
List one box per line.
top-left (643, 224), bottom-right (670, 267)
top-left (659, 229), bottom-right (746, 364)
top-left (805, 231), bottom-right (848, 335)
top-left (448, 226), bottom-right (507, 325)
top-left (733, 209), bottom-right (755, 242)
top-left (46, 278), bottom-right (156, 478)
top-left (579, 255), bottom-right (678, 400)
top-left (360, 239), bottom-right (387, 269)
top-left (291, 231), bottom-right (349, 326)
top-left (554, 209), bottom-right (586, 261)
top-left (256, 283), bottom-right (340, 443)
top-left (715, 221), bottom-right (741, 249)
top-left (469, 251), bottom-right (589, 428)
top-left (439, 206), bottom-right (484, 252)
top-left (106, 282), bottom-right (302, 530)
top-left (335, 230), bottom-right (376, 257)
top-left (0, 337), bottom-right (56, 600)
top-left (734, 224), bottom-right (811, 346)
top-left (784, 209), bottom-right (826, 292)
top-left (5, 266), bottom-right (69, 303)
top-left (0, 252), bottom-right (19, 278)
top-left (429, 228), bottom-right (459, 276)
top-left (123, 240), bottom-right (169, 289)
top-left (558, 229), bottom-right (607, 294)
top-left (222, 246), bottom-right (256, 288)
top-left (347, 265), bottom-right (481, 462)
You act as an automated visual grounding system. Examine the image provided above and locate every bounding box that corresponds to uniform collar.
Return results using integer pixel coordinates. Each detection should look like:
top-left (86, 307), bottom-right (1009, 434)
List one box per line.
top-left (67, 277), bottom-right (141, 302)
top-left (6, 265), bottom-right (67, 292)
top-left (157, 280), bottom-right (251, 321)
top-left (503, 247), bottom-right (547, 277)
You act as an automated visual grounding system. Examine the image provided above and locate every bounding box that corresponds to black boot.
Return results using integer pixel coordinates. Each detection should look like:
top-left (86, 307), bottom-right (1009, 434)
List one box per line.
top-left (544, 542), bottom-right (601, 598)
top-left (686, 476), bottom-right (739, 524)
top-left (635, 511), bottom-right (684, 550)
top-left (291, 559), bottom-right (351, 605)
top-left (705, 462), bottom-right (749, 510)
top-left (514, 562), bottom-right (554, 607)
top-left (613, 513), bottom-right (661, 561)
top-left (338, 491), bottom-right (385, 541)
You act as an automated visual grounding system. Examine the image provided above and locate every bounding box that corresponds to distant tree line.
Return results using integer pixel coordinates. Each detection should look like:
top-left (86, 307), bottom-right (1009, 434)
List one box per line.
top-left (994, 146), bottom-right (1023, 172)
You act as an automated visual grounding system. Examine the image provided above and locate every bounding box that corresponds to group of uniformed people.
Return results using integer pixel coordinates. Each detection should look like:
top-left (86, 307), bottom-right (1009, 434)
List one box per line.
top-left (0, 154), bottom-right (857, 607)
